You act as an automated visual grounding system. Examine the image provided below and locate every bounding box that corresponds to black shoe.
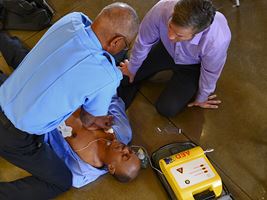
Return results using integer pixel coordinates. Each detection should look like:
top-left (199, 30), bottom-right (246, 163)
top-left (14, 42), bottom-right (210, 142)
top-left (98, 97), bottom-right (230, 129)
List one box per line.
top-left (33, 0), bottom-right (55, 16)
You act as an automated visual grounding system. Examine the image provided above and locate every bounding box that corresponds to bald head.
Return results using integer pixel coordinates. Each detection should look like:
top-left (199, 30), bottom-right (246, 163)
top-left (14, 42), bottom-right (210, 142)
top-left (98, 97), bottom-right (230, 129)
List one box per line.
top-left (104, 140), bottom-right (141, 183)
top-left (91, 3), bottom-right (139, 54)
top-left (96, 2), bottom-right (139, 39)
top-left (113, 153), bottom-right (141, 183)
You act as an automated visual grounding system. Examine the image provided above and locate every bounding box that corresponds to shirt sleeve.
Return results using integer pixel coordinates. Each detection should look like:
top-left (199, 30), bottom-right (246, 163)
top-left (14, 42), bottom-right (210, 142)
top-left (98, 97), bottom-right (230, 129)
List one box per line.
top-left (40, 12), bottom-right (90, 42)
top-left (82, 82), bottom-right (117, 117)
top-left (108, 95), bottom-right (132, 144)
top-left (196, 40), bottom-right (231, 102)
top-left (128, 3), bottom-right (162, 75)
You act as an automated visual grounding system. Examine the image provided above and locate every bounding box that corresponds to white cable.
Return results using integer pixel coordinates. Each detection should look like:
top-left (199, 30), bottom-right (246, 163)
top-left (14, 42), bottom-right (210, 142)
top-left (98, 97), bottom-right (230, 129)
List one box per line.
top-left (74, 138), bottom-right (110, 152)
top-left (204, 148), bottom-right (214, 154)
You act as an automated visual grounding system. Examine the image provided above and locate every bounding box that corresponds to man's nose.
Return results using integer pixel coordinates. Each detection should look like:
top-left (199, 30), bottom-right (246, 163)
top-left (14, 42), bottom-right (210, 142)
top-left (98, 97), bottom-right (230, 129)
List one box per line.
top-left (168, 31), bottom-right (176, 40)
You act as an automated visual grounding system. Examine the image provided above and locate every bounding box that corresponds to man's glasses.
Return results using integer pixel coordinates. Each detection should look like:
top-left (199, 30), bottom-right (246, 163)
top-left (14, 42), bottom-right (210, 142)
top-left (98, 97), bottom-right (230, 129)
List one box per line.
top-left (116, 33), bottom-right (131, 51)
top-left (122, 37), bottom-right (130, 51)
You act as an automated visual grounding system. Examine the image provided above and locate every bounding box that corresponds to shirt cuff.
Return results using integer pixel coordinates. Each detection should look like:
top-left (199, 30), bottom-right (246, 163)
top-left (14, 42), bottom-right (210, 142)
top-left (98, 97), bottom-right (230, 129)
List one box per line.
top-left (128, 62), bottom-right (139, 75)
top-left (195, 93), bottom-right (209, 103)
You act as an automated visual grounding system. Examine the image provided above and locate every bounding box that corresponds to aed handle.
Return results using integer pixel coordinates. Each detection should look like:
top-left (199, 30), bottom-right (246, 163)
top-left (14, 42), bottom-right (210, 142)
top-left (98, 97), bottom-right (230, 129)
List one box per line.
top-left (194, 190), bottom-right (216, 200)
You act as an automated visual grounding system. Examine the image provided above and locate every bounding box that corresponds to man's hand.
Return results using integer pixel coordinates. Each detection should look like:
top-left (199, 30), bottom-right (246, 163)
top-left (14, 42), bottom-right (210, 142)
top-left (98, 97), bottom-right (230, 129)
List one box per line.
top-left (80, 108), bottom-right (113, 131)
top-left (118, 59), bottom-right (135, 83)
top-left (93, 115), bottom-right (113, 130)
top-left (187, 94), bottom-right (221, 109)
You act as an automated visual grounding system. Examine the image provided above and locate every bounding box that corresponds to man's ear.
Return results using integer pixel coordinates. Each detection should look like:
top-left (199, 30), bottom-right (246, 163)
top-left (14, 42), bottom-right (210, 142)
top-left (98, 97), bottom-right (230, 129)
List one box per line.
top-left (108, 164), bottom-right (116, 175)
top-left (108, 36), bottom-right (124, 49)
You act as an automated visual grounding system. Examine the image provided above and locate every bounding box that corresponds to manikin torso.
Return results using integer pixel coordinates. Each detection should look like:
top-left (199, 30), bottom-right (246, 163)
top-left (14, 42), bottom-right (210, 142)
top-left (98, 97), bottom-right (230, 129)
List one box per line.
top-left (64, 108), bottom-right (115, 167)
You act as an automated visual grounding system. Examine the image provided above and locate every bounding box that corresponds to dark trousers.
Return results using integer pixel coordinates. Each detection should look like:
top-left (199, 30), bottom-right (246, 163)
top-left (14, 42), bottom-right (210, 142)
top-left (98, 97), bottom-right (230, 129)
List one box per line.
top-left (0, 32), bottom-right (72, 200)
top-left (117, 41), bottom-right (201, 117)
top-left (0, 33), bottom-right (29, 69)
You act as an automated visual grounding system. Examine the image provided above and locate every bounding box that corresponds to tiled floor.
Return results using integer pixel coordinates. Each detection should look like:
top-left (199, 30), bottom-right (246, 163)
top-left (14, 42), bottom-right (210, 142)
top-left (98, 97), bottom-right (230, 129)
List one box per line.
top-left (0, 0), bottom-right (266, 199)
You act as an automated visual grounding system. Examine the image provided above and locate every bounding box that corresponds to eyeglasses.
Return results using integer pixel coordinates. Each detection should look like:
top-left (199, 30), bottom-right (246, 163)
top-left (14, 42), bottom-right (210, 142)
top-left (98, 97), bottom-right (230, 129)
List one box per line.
top-left (122, 37), bottom-right (130, 51)
top-left (116, 33), bottom-right (131, 51)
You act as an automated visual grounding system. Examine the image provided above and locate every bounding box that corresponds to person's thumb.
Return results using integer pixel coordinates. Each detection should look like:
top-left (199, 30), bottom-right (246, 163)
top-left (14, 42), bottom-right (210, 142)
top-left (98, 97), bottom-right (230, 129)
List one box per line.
top-left (119, 61), bottom-right (126, 67)
top-left (129, 75), bottom-right (134, 83)
top-left (187, 102), bottom-right (194, 107)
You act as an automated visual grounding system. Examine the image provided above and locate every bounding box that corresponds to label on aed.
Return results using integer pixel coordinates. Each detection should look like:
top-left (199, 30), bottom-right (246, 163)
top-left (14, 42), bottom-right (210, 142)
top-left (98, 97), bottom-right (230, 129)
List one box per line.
top-left (170, 157), bottom-right (215, 189)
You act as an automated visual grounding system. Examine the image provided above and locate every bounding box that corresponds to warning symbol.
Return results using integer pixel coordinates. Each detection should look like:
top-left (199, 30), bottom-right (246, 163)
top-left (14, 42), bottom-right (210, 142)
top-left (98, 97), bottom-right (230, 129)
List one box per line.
top-left (177, 167), bottom-right (183, 174)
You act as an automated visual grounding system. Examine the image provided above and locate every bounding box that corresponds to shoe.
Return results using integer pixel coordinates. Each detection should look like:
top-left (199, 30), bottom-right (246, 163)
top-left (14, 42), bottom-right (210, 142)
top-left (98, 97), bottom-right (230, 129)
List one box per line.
top-left (33, 0), bottom-right (55, 16)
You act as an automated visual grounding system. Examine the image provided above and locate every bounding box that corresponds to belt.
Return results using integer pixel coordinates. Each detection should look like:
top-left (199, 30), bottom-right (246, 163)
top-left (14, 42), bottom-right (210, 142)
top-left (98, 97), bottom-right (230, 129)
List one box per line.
top-left (0, 108), bottom-right (13, 129)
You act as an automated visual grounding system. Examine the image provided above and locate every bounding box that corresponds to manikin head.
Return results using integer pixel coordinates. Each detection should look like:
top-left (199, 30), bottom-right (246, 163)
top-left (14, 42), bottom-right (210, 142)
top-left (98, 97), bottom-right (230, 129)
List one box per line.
top-left (91, 2), bottom-right (139, 55)
top-left (103, 139), bottom-right (141, 182)
top-left (167, 0), bottom-right (216, 42)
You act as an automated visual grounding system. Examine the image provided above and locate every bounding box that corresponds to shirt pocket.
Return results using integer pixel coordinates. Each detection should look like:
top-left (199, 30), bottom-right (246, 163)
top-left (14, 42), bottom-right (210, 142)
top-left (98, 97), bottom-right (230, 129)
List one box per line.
top-left (174, 44), bottom-right (200, 64)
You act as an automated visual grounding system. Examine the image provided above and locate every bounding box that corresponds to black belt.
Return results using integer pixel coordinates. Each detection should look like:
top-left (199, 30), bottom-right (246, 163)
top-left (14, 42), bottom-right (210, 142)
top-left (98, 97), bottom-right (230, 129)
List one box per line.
top-left (0, 108), bottom-right (13, 129)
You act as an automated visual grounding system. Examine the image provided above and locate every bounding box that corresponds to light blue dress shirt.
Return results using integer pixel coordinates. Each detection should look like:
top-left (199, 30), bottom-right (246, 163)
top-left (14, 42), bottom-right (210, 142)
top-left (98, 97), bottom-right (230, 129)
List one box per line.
top-left (0, 12), bottom-right (122, 134)
top-left (45, 96), bottom-right (132, 188)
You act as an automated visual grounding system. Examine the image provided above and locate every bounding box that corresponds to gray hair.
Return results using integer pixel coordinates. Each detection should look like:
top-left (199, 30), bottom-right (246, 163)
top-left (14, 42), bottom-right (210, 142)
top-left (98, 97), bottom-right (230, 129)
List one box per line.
top-left (171, 0), bottom-right (216, 33)
top-left (96, 2), bottom-right (139, 39)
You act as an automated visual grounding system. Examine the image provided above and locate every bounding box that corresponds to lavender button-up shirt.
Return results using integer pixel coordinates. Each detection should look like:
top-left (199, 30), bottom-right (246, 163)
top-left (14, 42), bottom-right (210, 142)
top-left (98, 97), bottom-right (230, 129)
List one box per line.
top-left (128, 0), bottom-right (231, 102)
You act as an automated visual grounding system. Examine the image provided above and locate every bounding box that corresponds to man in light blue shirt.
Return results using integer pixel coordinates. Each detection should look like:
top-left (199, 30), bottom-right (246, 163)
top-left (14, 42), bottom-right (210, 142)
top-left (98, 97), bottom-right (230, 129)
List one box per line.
top-left (0, 3), bottom-right (139, 200)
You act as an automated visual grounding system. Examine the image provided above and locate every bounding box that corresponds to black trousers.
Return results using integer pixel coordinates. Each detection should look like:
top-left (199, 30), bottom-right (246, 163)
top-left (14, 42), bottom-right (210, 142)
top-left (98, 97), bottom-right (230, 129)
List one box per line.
top-left (117, 41), bottom-right (201, 117)
top-left (0, 32), bottom-right (72, 200)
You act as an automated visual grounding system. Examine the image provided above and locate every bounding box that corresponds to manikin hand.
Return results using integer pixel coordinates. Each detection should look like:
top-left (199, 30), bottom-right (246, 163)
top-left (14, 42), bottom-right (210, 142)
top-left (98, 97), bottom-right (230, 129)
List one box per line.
top-left (118, 59), bottom-right (135, 83)
top-left (85, 115), bottom-right (114, 131)
top-left (80, 108), bottom-right (114, 131)
top-left (187, 94), bottom-right (222, 109)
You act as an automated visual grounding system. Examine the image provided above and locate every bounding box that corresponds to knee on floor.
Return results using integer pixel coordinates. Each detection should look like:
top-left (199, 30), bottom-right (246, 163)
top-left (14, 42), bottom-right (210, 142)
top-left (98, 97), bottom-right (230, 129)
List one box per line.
top-left (155, 101), bottom-right (184, 117)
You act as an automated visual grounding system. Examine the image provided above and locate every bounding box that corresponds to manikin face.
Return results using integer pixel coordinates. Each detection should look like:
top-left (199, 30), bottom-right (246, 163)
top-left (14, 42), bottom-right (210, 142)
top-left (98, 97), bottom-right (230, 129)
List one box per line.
top-left (167, 19), bottom-right (195, 42)
top-left (106, 140), bottom-right (140, 180)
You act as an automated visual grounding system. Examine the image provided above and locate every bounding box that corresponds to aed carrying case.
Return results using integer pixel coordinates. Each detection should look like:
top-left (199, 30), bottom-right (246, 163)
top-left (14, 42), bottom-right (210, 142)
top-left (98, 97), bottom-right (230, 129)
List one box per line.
top-left (151, 142), bottom-right (233, 200)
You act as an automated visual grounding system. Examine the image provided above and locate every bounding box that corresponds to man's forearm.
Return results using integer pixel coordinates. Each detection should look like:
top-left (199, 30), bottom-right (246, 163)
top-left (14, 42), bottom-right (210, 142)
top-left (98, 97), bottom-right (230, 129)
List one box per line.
top-left (80, 107), bottom-right (95, 127)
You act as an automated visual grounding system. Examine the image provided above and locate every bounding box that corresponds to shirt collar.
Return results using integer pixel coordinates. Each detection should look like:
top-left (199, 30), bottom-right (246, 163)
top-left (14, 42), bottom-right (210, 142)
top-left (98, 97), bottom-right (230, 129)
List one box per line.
top-left (190, 31), bottom-right (203, 45)
top-left (84, 23), bottom-right (117, 70)
top-left (189, 26), bottom-right (210, 45)
top-left (85, 26), bottom-right (103, 50)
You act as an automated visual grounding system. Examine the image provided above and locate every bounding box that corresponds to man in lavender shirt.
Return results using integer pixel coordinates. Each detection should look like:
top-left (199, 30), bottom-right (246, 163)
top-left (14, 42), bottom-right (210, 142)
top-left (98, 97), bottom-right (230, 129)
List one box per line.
top-left (118, 0), bottom-right (231, 117)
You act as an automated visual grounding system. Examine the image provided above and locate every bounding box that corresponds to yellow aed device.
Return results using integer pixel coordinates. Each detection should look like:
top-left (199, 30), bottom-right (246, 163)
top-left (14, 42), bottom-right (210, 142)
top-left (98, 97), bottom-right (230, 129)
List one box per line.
top-left (159, 146), bottom-right (222, 200)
